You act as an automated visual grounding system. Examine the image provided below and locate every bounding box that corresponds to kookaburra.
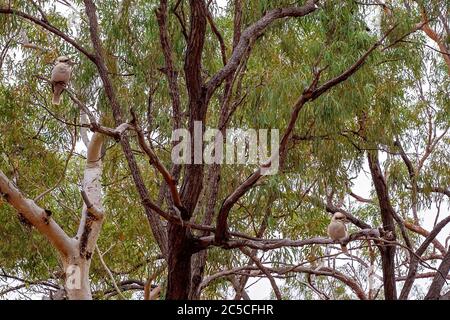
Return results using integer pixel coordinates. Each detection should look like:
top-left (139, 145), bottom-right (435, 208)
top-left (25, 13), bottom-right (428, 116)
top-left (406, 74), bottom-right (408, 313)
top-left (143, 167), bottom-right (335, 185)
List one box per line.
top-left (50, 56), bottom-right (75, 105)
top-left (327, 212), bottom-right (349, 253)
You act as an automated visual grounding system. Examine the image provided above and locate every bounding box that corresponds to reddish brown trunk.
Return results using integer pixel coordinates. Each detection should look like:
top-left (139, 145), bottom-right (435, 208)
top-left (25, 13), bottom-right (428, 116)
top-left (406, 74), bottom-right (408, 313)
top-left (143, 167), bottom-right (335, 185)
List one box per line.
top-left (165, 0), bottom-right (208, 300)
top-left (368, 151), bottom-right (397, 300)
top-left (425, 248), bottom-right (450, 300)
top-left (166, 223), bottom-right (194, 299)
top-left (189, 251), bottom-right (207, 299)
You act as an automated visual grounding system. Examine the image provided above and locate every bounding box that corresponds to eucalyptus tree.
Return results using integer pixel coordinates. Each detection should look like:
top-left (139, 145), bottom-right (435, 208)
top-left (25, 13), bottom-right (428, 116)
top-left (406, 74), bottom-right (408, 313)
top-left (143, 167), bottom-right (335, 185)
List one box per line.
top-left (0, 0), bottom-right (449, 300)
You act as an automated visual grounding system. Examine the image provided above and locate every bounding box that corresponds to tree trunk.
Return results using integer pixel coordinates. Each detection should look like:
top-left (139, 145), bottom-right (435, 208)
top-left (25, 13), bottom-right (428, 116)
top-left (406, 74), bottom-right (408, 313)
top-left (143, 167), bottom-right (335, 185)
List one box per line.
top-left (189, 250), bottom-right (207, 299)
top-left (368, 151), bottom-right (397, 300)
top-left (63, 256), bottom-right (92, 300)
top-left (164, 0), bottom-right (208, 300)
top-left (166, 223), bottom-right (194, 299)
top-left (424, 248), bottom-right (450, 300)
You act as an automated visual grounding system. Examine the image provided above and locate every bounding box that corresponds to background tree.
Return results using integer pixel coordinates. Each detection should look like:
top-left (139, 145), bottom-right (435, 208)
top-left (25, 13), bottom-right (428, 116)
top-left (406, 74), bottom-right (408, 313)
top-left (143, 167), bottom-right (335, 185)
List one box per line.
top-left (0, 0), bottom-right (449, 300)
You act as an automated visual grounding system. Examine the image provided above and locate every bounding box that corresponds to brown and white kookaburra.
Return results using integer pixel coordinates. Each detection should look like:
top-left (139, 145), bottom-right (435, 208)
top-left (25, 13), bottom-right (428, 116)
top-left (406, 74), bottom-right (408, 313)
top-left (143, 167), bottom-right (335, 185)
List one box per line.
top-left (327, 212), bottom-right (349, 253)
top-left (50, 56), bottom-right (74, 105)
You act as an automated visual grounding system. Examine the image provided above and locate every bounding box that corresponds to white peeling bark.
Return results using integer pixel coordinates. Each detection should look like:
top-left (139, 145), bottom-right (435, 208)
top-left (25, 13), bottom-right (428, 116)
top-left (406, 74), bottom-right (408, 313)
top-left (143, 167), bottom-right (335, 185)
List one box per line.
top-left (0, 131), bottom-right (105, 300)
top-left (0, 171), bottom-right (75, 257)
top-left (75, 132), bottom-right (104, 246)
top-left (65, 132), bottom-right (104, 300)
top-left (62, 256), bottom-right (92, 300)
top-left (80, 110), bottom-right (91, 148)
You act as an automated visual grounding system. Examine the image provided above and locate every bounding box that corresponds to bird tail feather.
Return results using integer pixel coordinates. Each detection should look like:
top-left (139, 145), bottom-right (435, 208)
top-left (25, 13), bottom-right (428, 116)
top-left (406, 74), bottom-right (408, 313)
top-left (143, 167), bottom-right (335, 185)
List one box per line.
top-left (52, 84), bottom-right (64, 105)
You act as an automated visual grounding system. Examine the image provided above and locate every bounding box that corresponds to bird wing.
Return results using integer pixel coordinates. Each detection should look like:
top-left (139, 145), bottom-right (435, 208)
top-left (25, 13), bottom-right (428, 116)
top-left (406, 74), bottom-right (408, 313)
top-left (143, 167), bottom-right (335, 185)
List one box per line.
top-left (328, 222), bottom-right (347, 240)
top-left (51, 63), bottom-right (71, 83)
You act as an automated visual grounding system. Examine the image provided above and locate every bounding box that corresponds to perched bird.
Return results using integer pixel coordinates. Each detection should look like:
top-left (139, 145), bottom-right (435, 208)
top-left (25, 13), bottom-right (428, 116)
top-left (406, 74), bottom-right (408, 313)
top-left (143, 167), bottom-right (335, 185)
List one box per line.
top-left (50, 56), bottom-right (75, 105)
top-left (327, 212), bottom-right (349, 253)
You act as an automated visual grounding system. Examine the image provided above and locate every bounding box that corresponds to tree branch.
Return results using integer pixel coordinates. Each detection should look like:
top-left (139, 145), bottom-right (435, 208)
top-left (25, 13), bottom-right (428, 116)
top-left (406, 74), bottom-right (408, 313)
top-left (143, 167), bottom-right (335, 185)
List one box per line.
top-left (156, 0), bottom-right (182, 131)
top-left (425, 247), bottom-right (450, 299)
top-left (0, 7), bottom-right (95, 62)
top-left (83, 0), bottom-right (168, 257)
top-left (0, 171), bottom-right (74, 257)
top-left (130, 108), bottom-right (183, 210)
top-left (214, 28), bottom-right (395, 243)
top-left (205, 0), bottom-right (320, 100)
top-left (400, 215), bottom-right (450, 299)
top-left (201, 265), bottom-right (367, 300)
top-left (240, 247), bottom-right (282, 300)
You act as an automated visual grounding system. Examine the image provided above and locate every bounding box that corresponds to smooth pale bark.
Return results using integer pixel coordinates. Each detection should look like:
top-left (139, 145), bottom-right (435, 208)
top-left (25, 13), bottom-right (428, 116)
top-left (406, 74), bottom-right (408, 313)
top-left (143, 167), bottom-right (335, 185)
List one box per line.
top-left (0, 172), bottom-right (74, 256)
top-left (80, 111), bottom-right (91, 148)
top-left (62, 256), bottom-right (92, 300)
top-left (0, 132), bottom-right (104, 300)
top-left (66, 132), bottom-right (104, 300)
